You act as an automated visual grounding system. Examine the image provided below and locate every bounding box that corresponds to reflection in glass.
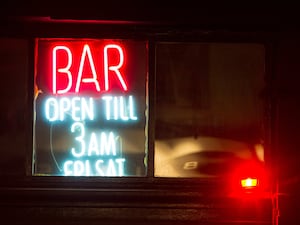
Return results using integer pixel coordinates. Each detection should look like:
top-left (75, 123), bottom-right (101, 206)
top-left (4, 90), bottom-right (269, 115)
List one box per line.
top-left (154, 43), bottom-right (266, 178)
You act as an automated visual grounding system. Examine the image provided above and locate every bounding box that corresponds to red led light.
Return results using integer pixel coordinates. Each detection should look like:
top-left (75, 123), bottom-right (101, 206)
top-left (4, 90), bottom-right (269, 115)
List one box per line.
top-left (241, 177), bottom-right (258, 188)
top-left (229, 161), bottom-right (269, 198)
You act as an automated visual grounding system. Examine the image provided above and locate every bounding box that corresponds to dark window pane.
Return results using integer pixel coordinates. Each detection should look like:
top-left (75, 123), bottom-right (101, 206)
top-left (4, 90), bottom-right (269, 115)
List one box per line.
top-left (155, 43), bottom-right (265, 177)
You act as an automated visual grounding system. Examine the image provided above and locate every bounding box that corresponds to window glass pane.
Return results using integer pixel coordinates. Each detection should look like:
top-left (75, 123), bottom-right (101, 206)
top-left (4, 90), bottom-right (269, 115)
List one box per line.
top-left (155, 43), bottom-right (265, 178)
top-left (33, 39), bottom-right (148, 177)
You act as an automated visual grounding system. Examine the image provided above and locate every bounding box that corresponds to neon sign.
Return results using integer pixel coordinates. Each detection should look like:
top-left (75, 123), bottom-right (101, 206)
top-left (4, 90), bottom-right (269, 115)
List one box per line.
top-left (52, 44), bottom-right (127, 94)
top-left (33, 39), bottom-right (148, 176)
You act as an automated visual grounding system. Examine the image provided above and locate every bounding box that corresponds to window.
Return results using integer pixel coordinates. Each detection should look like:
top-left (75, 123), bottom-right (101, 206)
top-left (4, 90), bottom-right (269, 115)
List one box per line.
top-left (0, 37), bottom-right (267, 182)
top-left (32, 39), bottom-right (148, 177)
top-left (154, 43), bottom-right (266, 178)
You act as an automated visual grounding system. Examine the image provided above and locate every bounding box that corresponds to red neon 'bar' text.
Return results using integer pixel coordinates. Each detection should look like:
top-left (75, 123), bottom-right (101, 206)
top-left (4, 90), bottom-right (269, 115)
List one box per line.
top-left (52, 44), bottom-right (127, 94)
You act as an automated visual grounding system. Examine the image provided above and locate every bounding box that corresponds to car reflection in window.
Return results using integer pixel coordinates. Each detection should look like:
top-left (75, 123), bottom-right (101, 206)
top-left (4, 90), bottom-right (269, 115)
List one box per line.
top-left (155, 136), bottom-right (264, 178)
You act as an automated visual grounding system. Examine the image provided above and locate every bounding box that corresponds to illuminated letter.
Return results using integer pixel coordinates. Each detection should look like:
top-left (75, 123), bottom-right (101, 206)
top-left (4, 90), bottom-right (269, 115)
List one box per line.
top-left (71, 122), bottom-right (86, 157)
top-left (115, 158), bottom-right (125, 176)
top-left (85, 160), bottom-right (91, 176)
top-left (114, 96), bottom-right (119, 120)
top-left (100, 132), bottom-right (116, 156)
top-left (63, 160), bottom-right (73, 176)
top-left (95, 159), bottom-right (104, 176)
top-left (75, 44), bottom-right (100, 93)
top-left (119, 96), bottom-right (129, 121)
top-left (82, 97), bottom-right (94, 121)
top-left (88, 132), bottom-right (99, 156)
top-left (106, 159), bottom-right (116, 176)
top-left (71, 97), bottom-right (81, 121)
top-left (74, 160), bottom-right (84, 176)
top-left (45, 97), bottom-right (59, 121)
top-left (102, 96), bottom-right (112, 120)
top-left (59, 97), bottom-right (71, 121)
top-left (104, 44), bottom-right (127, 91)
top-left (129, 95), bottom-right (138, 120)
top-left (52, 46), bottom-right (72, 94)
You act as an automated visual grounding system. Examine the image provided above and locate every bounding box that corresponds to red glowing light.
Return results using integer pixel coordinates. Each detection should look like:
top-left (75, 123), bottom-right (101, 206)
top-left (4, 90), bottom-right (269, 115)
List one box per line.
top-left (47, 41), bottom-right (128, 95)
top-left (229, 161), bottom-right (269, 198)
top-left (104, 44), bottom-right (127, 91)
top-left (241, 177), bottom-right (258, 188)
top-left (76, 44), bottom-right (100, 93)
top-left (52, 46), bottom-right (73, 94)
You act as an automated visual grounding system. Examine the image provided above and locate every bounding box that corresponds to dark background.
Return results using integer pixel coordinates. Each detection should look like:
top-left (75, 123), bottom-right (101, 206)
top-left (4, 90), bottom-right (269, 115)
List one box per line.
top-left (0, 3), bottom-right (300, 225)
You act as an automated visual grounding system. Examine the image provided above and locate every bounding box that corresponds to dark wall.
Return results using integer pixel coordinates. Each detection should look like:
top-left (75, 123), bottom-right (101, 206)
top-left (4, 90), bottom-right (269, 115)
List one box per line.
top-left (275, 37), bottom-right (300, 225)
